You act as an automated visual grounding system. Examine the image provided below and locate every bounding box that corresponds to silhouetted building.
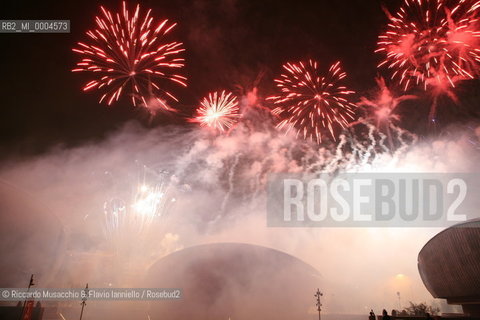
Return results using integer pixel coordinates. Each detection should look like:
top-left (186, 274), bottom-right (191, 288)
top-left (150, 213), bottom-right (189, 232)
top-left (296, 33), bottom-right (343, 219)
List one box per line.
top-left (418, 219), bottom-right (480, 317)
top-left (0, 301), bottom-right (44, 320)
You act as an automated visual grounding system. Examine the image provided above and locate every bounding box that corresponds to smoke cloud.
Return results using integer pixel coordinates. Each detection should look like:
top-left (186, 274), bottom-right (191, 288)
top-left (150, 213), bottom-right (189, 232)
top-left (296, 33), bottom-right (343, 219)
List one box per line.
top-left (0, 100), bottom-right (478, 318)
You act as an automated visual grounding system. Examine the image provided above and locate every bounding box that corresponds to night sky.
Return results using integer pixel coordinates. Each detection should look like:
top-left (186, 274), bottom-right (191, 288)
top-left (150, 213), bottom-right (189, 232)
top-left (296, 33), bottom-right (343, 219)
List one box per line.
top-left (0, 0), bottom-right (479, 159)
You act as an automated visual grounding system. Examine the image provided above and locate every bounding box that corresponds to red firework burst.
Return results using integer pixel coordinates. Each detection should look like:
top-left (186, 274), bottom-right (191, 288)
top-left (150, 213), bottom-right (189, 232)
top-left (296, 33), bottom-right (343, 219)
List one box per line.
top-left (377, 0), bottom-right (480, 93)
top-left (72, 2), bottom-right (186, 111)
top-left (268, 60), bottom-right (357, 143)
top-left (192, 91), bottom-right (241, 132)
top-left (360, 77), bottom-right (417, 127)
top-left (359, 77), bottom-right (417, 149)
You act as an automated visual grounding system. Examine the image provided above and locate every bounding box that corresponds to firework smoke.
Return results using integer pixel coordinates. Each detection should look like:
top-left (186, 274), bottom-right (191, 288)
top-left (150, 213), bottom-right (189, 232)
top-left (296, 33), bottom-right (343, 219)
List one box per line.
top-left (1, 113), bottom-right (478, 316)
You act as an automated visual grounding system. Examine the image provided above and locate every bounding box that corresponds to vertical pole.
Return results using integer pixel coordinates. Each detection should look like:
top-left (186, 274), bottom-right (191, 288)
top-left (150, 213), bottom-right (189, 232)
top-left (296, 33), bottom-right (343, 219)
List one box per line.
top-left (315, 289), bottom-right (323, 320)
top-left (19, 274), bottom-right (34, 320)
top-left (79, 283), bottom-right (89, 320)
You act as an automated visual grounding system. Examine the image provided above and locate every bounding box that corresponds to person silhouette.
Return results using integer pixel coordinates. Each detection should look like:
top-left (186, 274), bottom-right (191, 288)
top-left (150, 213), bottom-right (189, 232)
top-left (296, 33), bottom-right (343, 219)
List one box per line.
top-left (382, 309), bottom-right (391, 320)
top-left (369, 309), bottom-right (376, 320)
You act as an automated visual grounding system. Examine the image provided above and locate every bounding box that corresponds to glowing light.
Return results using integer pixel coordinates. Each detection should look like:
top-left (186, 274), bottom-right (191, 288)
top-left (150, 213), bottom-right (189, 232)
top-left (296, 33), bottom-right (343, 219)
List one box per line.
top-left (103, 168), bottom-right (177, 241)
top-left (131, 184), bottom-right (163, 217)
top-left (192, 91), bottom-right (241, 132)
top-left (72, 1), bottom-right (186, 111)
top-left (268, 60), bottom-right (357, 143)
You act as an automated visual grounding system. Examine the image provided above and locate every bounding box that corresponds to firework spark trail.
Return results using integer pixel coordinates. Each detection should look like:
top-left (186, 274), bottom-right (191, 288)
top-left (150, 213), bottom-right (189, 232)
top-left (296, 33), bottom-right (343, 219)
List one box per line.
top-left (392, 123), bottom-right (419, 157)
top-left (323, 134), bottom-right (349, 173)
top-left (103, 197), bottom-right (126, 239)
top-left (250, 158), bottom-right (269, 206)
top-left (268, 60), bottom-right (357, 144)
top-left (364, 123), bottom-right (379, 166)
top-left (103, 165), bottom-right (178, 264)
top-left (220, 153), bottom-right (242, 213)
top-left (178, 124), bottom-right (416, 210)
top-left (248, 143), bottom-right (297, 204)
top-left (320, 119), bottom-right (417, 173)
top-left (72, 2), bottom-right (186, 111)
top-left (192, 91), bottom-right (241, 132)
top-left (377, 0), bottom-right (480, 121)
top-left (100, 166), bottom-right (184, 283)
top-left (343, 123), bottom-right (378, 169)
top-left (377, 127), bottom-right (391, 154)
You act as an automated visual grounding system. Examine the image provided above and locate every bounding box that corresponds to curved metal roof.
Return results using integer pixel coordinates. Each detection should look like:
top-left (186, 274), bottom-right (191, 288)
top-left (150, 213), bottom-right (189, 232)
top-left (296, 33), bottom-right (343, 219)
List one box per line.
top-left (418, 219), bottom-right (480, 299)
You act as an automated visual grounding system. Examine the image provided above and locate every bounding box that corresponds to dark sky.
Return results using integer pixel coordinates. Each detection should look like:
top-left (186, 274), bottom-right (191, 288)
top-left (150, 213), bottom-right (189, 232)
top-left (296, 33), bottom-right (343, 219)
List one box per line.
top-left (2, 0), bottom-right (477, 159)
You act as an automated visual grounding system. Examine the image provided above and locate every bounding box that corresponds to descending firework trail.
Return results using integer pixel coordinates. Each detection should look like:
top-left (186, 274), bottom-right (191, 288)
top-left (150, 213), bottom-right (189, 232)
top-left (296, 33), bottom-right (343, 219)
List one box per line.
top-left (72, 2), bottom-right (186, 111)
top-left (268, 60), bottom-right (357, 144)
top-left (191, 91), bottom-right (241, 132)
top-left (358, 77), bottom-right (417, 149)
top-left (174, 119), bottom-right (416, 213)
top-left (327, 120), bottom-right (417, 172)
top-left (376, 0), bottom-right (480, 121)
